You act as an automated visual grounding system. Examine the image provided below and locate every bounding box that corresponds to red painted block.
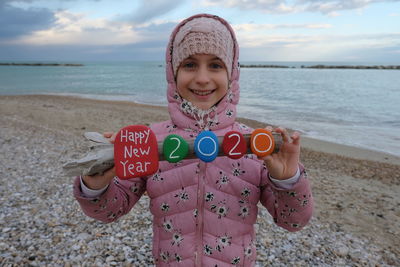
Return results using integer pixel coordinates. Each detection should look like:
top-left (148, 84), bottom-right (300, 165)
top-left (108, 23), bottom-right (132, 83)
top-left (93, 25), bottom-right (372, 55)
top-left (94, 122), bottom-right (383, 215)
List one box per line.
top-left (222, 131), bottom-right (247, 159)
top-left (114, 125), bottom-right (159, 179)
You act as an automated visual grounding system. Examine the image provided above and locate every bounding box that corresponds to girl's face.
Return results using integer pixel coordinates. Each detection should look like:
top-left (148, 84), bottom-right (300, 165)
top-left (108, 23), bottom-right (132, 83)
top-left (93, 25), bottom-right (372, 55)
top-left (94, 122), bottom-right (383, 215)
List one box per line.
top-left (176, 54), bottom-right (229, 110)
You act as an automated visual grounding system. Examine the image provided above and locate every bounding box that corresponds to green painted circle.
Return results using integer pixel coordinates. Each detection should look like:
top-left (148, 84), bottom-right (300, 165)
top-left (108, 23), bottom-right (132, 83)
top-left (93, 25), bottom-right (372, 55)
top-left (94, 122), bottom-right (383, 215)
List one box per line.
top-left (163, 134), bottom-right (189, 163)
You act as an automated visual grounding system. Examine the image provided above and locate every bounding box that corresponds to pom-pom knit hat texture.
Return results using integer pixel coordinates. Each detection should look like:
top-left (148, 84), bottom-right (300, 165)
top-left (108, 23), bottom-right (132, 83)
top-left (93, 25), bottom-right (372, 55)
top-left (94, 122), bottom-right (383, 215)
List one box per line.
top-left (172, 16), bottom-right (235, 78)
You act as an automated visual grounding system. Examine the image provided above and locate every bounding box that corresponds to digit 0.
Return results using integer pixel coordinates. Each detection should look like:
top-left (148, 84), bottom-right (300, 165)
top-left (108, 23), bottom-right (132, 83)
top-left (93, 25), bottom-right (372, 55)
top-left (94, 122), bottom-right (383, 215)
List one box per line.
top-left (250, 129), bottom-right (275, 157)
top-left (194, 131), bottom-right (219, 162)
top-left (222, 131), bottom-right (247, 159)
top-left (163, 134), bottom-right (188, 163)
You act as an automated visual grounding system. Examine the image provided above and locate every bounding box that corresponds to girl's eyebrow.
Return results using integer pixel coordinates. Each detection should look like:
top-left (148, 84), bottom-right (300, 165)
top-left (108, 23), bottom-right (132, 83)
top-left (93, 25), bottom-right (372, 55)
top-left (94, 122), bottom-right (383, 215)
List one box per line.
top-left (182, 57), bottom-right (197, 62)
top-left (185, 56), bottom-right (222, 61)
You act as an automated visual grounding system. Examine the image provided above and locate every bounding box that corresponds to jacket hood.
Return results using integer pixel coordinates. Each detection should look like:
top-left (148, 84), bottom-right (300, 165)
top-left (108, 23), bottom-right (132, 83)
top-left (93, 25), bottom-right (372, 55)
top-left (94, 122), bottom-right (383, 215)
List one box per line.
top-left (165, 13), bottom-right (240, 132)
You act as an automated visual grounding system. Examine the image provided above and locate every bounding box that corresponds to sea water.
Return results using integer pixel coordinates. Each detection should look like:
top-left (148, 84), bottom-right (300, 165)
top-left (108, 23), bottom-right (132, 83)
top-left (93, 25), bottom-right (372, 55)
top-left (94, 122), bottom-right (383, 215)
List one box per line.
top-left (1, 61), bottom-right (399, 156)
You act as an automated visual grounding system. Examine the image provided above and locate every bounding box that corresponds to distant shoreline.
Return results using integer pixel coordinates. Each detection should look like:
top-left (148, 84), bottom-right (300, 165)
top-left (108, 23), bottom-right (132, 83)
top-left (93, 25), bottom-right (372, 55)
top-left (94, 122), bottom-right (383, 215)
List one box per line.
top-left (240, 64), bottom-right (400, 70)
top-left (0, 63), bottom-right (83, 67)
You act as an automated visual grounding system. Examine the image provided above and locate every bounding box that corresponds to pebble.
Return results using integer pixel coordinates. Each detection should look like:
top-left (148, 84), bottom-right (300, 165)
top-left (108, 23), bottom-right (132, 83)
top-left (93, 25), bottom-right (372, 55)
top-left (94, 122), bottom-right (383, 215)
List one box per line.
top-left (335, 246), bottom-right (349, 257)
top-left (0, 115), bottom-right (399, 266)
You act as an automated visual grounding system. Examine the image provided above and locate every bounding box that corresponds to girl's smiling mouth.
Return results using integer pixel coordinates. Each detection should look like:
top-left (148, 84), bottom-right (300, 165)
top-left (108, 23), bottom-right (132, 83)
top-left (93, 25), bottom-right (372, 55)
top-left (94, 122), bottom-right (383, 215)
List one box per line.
top-left (190, 89), bottom-right (216, 96)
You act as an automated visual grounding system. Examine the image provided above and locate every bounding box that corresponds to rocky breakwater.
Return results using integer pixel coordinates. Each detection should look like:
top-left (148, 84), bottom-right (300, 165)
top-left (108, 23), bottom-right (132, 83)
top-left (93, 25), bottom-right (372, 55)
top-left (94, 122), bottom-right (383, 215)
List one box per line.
top-left (303, 65), bottom-right (400, 70)
top-left (0, 63), bottom-right (83, 67)
top-left (239, 64), bottom-right (400, 70)
top-left (240, 64), bottom-right (291, 68)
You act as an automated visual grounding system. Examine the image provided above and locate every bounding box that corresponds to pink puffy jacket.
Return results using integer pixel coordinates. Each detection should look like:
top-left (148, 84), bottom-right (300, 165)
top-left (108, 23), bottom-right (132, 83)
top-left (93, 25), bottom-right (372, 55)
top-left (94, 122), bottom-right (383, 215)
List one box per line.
top-left (74, 14), bottom-right (313, 267)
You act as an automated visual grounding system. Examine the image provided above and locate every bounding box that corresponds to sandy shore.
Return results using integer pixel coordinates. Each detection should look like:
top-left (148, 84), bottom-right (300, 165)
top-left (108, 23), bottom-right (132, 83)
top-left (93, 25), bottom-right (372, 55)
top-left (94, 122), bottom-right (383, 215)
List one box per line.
top-left (1, 95), bottom-right (399, 266)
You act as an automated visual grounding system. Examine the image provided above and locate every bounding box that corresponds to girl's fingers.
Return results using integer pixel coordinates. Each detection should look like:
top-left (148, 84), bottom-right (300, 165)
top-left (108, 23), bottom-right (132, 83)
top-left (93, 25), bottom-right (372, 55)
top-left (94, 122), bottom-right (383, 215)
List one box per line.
top-left (103, 131), bottom-right (117, 144)
top-left (275, 127), bottom-right (290, 143)
top-left (291, 131), bottom-right (301, 145)
top-left (110, 132), bottom-right (118, 144)
top-left (263, 154), bottom-right (273, 165)
top-left (103, 132), bottom-right (114, 138)
top-left (104, 166), bottom-right (116, 180)
top-left (265, 125), bottom-right (273, 132)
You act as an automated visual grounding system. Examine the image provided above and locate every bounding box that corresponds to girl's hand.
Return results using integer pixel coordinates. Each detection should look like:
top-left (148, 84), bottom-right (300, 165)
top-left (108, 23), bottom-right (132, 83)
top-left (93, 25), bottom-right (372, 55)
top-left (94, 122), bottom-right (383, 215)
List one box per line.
top-left (261, 127), bottom-right (300, 180)
top-left (82, 167), bottom-right (116, 190)
top-left (103, 131), bottom-right (117, 144)
top-left (82, 131), bottom-right (117, 190)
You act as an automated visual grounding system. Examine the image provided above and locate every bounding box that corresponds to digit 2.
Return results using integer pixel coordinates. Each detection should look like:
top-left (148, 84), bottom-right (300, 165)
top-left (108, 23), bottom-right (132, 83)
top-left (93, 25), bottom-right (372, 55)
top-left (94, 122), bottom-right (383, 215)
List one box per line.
top-left (222, 131), bottom-right (247, 159)
top-left (163, 134), bottom-right (189, 163)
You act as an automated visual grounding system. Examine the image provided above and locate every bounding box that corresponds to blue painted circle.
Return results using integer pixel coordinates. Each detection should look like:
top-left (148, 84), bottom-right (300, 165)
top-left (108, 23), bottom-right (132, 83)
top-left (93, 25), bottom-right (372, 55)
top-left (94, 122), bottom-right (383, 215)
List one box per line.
top-left (194, 131), bottom-right (219, 162)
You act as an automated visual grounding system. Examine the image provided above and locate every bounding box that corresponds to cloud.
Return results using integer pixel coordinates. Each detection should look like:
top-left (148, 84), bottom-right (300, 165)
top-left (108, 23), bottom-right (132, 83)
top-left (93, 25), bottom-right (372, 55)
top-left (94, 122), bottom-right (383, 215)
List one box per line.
top-left (128, 0), bottom-right (186, 23)
top-left (3, 0), bottom-right (101, 3)
top-left (237, 31), bottom-right (400, 48)
top-left (1, 9), bottom-right (176, 62)
top-left (201, 0), bottom-right (298, 13)
top-left (0, 41), bottom-right (167, 61)
top-left (232, 22), bottom-right (333, 48)
top-left (4, 10), bottom-right (142, 46)
top-left (0, 3), bottom-right (176, 61)
top-left (233, 23), bottom-right (332, 32)
top-left (300, 0), bottom-right (400, 14)
top-left (201, 0), bottom-right (400, 15)
top-left (0, 1), bottom-right (55, 39)
top-left (0, 0), bottom-right (102, 40)
top-left (235, 29), bottom-right (400, 61)
top-left (1, 0), bottom-right (398, 62)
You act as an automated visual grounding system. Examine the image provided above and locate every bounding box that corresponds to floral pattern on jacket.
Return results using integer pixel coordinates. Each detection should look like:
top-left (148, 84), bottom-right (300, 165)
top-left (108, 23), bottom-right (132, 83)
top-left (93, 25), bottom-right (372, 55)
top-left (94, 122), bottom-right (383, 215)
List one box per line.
top-left (74, 120), bottom-right (313, 266)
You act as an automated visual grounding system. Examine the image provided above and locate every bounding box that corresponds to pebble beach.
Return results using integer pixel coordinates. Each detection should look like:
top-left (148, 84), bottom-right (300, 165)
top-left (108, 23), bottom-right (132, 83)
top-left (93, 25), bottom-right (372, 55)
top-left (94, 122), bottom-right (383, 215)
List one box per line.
top-left (1, 95), bottom-right (399, 266)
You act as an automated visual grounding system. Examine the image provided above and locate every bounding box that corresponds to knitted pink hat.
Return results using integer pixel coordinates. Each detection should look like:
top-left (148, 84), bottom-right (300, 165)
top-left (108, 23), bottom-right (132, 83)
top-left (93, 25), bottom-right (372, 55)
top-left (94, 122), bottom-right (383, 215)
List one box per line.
top-left (172, 16), bottom-right (235, 78)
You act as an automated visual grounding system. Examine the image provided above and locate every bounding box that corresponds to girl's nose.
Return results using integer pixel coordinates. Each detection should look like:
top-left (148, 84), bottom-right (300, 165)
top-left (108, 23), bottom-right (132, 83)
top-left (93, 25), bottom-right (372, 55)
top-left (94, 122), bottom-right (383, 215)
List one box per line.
top-left (195, 66), bottom-right (210, 85)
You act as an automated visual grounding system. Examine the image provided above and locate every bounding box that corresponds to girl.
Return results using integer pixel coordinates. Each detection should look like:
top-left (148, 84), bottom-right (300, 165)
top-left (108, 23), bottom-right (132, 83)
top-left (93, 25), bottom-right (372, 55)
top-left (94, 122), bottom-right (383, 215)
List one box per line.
top-left (74, 13), bottom-right (313, 266)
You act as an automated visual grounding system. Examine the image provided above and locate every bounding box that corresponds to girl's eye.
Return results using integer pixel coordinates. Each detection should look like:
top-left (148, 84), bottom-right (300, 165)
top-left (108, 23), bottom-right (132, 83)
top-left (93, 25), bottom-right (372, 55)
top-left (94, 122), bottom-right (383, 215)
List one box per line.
top-left (182, 62), bottom-right (196, 69)
top-left (210, 62), bottom-right (224, 69)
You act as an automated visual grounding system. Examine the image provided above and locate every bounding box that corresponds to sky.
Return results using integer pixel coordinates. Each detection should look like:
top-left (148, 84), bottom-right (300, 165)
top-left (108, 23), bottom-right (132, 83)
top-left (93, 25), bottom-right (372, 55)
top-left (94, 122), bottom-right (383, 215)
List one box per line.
top-left (0, 0), bottom-right (399, 63)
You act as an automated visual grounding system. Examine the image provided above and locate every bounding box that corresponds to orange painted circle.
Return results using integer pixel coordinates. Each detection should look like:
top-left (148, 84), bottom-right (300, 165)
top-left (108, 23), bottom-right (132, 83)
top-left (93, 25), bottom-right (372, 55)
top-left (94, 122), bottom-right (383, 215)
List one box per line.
top-left (250, 129), bottom-right (275, 157)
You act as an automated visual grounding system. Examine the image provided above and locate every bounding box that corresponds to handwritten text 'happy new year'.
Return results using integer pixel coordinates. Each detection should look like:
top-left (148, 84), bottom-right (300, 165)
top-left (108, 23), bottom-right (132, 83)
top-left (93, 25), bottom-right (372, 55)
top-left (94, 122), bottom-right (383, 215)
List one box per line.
top-left (119, 129), bottom-right (152, 177)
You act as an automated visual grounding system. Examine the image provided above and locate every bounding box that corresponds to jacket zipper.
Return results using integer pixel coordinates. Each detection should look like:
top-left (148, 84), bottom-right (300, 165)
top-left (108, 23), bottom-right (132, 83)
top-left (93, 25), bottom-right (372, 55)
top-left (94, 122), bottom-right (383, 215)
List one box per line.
top-left (195, 161), bottom-right (207, 267)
